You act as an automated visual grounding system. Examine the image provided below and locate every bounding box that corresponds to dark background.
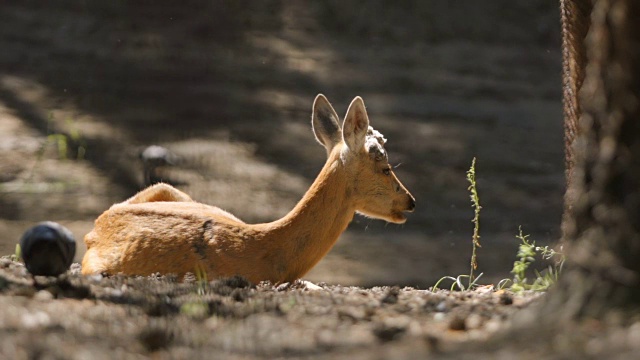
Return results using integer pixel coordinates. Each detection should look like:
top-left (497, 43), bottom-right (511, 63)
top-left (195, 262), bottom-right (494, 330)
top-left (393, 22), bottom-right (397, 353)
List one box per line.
top-left (0, 0), bottom-right (564, 287)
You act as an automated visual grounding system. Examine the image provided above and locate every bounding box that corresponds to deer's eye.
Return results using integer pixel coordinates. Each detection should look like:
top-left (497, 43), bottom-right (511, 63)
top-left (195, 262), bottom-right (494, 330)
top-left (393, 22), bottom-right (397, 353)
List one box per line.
top-left (382, 168), bottom-right (391, 176)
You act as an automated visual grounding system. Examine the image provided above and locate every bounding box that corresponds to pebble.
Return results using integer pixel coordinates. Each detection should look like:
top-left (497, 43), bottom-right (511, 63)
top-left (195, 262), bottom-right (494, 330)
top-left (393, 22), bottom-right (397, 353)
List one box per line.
top-left (34, 290), bottom-right (54, 301)
top-left (465, 314), bottom-right (483, 329)
top-left (21, 311), bottom-right (51, 329)
top-left (435, 301), bottom-right (448, 312)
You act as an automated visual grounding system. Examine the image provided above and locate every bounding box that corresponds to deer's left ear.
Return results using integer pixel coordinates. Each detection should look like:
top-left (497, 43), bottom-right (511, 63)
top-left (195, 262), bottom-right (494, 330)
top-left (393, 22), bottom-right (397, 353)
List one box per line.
top-left (342, 96), bottom-right (369, 151)
top-left (312, 94), bottom-right (342, 155)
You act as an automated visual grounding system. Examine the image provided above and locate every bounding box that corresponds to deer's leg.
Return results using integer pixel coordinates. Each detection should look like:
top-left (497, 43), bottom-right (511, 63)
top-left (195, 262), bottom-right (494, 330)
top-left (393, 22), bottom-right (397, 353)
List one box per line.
top-left (124, 183), bottom-right (194, 204)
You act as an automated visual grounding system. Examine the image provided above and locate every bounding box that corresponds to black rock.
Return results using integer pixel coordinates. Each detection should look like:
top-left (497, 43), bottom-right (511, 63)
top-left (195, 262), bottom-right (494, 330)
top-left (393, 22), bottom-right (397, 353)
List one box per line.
top-left (20, 221), bottom-right (76, 276)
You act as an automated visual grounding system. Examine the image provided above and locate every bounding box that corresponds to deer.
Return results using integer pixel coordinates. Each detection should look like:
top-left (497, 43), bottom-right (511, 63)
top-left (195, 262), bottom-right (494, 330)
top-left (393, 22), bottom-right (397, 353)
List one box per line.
top-left (81, 94), bottom-right (416, 285)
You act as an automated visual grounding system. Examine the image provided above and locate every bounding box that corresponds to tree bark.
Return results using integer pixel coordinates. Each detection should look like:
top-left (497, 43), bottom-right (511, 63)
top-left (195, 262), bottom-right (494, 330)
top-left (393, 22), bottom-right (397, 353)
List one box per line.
top-left (560, 0), bottom-right (592, 184)
top-left (551, 0), bottom-right (640, 319)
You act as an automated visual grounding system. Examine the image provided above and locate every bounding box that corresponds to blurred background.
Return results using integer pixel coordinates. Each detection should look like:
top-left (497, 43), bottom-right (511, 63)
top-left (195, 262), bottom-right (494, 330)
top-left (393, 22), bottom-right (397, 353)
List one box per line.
top-left (0, 0), bottom-right (564, 287)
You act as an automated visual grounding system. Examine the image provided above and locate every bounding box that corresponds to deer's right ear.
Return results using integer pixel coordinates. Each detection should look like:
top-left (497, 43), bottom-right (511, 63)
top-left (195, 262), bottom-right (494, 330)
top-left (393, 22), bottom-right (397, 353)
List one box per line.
top-left (312, 94), bottom-right (342, 153)
top-left (342, 96), bottom-right (369, 151)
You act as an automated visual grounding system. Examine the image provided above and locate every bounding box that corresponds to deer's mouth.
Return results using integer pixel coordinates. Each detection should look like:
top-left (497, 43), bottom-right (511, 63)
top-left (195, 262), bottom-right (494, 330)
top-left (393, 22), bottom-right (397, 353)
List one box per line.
top-left (390, 211), bottom-right (408, 224)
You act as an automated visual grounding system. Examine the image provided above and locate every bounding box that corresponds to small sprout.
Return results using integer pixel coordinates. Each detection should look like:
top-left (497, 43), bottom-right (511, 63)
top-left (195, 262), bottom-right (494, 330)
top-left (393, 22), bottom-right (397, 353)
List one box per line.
top-left (433, 273), bottom-right (484, 292)
top-left (194, 263), bottom-right (208, 296)
top-left (10, 244), bottom-right (22, 262)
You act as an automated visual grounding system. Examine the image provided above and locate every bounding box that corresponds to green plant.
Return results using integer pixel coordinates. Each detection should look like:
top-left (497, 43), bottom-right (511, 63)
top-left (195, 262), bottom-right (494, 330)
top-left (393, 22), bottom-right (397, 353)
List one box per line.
top-left (433, 158), bottom-right (483, 291)
top-left (433, 273), bottom-right (484, 291)
top-left (503, 227), bottom-right (565, 292)
top-left (467, 157), bottom-right (482, 287)
top-left (194, 263), bottom-right (209, 296)
top-left (179, 264), bottom-right (211, 318)
top-left (44, 113), bottom-right (86, 161)
top-left (431, 157), bottom-right (564, 293)
top-left (9, 244), bottom-right (21, 262)
top-left (180, 301), bottom-right (209, 319)
top-left (65, 118), bottom-right (86, 159)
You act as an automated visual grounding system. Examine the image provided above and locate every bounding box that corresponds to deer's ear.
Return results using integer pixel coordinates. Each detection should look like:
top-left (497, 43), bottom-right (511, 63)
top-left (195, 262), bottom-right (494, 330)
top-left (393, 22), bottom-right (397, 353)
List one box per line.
top-left (312, 94), bottom-right (342, 154)
top-left (342, 96), bottom-right (369, 151)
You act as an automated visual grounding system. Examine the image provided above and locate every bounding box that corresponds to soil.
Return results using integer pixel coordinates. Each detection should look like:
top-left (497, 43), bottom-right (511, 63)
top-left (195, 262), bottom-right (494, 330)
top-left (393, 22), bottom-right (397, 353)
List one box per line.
top-left (3, 1), bottom-right (631, 359)
top-left (0, 258), bottom-right (542, 359)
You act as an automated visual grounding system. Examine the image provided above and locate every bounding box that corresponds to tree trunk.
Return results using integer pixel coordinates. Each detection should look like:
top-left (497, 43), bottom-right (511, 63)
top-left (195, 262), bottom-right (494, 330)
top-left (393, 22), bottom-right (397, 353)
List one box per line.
top-left (560, 0), bottom-right (592, 184)
top-left (550, 0), bottom-right (640, 319)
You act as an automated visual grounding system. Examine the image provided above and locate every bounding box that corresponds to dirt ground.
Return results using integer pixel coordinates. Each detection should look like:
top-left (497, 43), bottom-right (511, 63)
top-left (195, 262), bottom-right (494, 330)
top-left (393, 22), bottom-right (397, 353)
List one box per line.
top-left (0, 1), bottom-right (599, 358)
top-left (3, 259), bottom-right (640, 359)
top-left (0, 258), bottom-right (540, 359)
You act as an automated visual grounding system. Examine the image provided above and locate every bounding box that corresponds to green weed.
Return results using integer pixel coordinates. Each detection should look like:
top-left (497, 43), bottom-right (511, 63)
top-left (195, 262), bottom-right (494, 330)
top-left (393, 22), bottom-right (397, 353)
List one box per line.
top-left (194, 263), bottom-right (209, 296)
top-left (433, 158), bottom-right (483, 291)
top-left (44, 113), bottom-right (86, 161)
top-left (9, 244), bottom-right (21, 262)
top-left (499, 227), bottom-right (565, 292)
top-left (432, 158), bottom-right (564, 293)
top-left (467, 157), bottom-right (481, 287)
top-left (433, 273), bottom-right (484, 292)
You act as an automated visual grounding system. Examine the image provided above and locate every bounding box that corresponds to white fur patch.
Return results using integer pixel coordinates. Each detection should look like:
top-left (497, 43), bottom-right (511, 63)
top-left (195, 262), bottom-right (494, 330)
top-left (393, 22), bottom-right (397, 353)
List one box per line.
top-left (365, 126), bottom-right (387, 160)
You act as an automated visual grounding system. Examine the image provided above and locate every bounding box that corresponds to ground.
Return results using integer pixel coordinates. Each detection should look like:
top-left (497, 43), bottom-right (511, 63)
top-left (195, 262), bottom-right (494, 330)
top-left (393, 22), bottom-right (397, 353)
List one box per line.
top-left (2, 259), bottom-right (640, 359)
top-left (0, 258), bottom-right (542, 359)
top-left (0, 1), bottom-right (600, 358)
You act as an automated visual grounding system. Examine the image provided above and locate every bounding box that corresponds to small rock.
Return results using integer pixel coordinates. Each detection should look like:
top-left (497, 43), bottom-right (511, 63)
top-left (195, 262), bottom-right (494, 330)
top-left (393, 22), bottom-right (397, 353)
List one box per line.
top-left (373, 324), bottom-right (406, 342)
top-left (433, 312), bottom-right (447, 322)
top-left (0, 258), bottom-right (11, 268)
top-left (474, 285), bottom-right (494, 293)
top-left (499, 292), bottom-right (513, 305)
top-left (435, 301), bottom-right (448, 312)
top-left (87, 274), bottom-right (103, 283)
top-left (138, 327), bottom-right (173, 352)
top-left (34, 290), bottom-right (54, 301)
top-left (21, 311), bottom-right (51, 329)
top-left (381, 286), bottom-right (400, 304)
top-left (465, 314), bottom-right (483, 329)
top-left (338, 307), bottom-right (366, 322)
top-left (68, 263), bottom-right (82, 275)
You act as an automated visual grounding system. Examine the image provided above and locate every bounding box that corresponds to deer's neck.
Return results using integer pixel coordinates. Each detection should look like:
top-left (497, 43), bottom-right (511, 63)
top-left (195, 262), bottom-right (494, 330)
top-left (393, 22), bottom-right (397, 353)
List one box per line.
top-left (262, 150), bottom-right (355, 282)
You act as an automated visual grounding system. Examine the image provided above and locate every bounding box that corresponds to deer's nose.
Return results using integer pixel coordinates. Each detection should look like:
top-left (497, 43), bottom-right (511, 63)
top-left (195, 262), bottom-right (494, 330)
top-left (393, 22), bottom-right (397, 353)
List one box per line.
top-left (407, 196), bottom-right (416, 212)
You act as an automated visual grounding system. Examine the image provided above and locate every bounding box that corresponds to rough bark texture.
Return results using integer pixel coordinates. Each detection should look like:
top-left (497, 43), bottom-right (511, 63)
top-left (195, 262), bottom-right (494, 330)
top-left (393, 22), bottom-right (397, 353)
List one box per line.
top-left (561, 0), bottom-right (592, 183)
top-left (552, 0), bottom-right (640, 319)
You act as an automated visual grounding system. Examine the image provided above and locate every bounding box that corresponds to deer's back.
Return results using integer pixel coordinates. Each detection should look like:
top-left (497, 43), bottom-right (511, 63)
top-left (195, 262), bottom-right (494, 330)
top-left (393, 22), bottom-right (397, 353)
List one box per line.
top-left (82, 201), bottom-right (251, 277)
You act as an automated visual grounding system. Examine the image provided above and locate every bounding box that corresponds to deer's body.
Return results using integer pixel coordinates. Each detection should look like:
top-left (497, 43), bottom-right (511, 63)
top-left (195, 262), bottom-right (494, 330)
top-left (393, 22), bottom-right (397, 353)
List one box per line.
top-left (82, 95), bottom-right (415, 284)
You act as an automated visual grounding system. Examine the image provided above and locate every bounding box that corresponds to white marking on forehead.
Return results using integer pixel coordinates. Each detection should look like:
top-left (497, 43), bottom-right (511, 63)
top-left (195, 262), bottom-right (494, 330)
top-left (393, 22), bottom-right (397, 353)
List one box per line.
top-left (365, 126), bottom-right (387, 160)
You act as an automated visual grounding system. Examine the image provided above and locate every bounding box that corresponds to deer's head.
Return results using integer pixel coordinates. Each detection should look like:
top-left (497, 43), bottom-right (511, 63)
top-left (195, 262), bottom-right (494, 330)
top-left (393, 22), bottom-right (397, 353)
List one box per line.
top-left (312, 94), bottom-right (415, 224)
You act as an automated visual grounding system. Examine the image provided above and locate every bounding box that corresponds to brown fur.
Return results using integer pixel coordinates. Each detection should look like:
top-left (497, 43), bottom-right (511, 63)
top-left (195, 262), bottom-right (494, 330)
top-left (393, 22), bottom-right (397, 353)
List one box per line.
top-left (82, 95), bottom-right (415, 284)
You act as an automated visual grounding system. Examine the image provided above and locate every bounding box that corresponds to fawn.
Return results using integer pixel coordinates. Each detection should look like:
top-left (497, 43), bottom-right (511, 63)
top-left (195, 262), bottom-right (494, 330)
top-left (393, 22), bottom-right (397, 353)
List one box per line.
top-left (81, 95), bottom-right (415, 284)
